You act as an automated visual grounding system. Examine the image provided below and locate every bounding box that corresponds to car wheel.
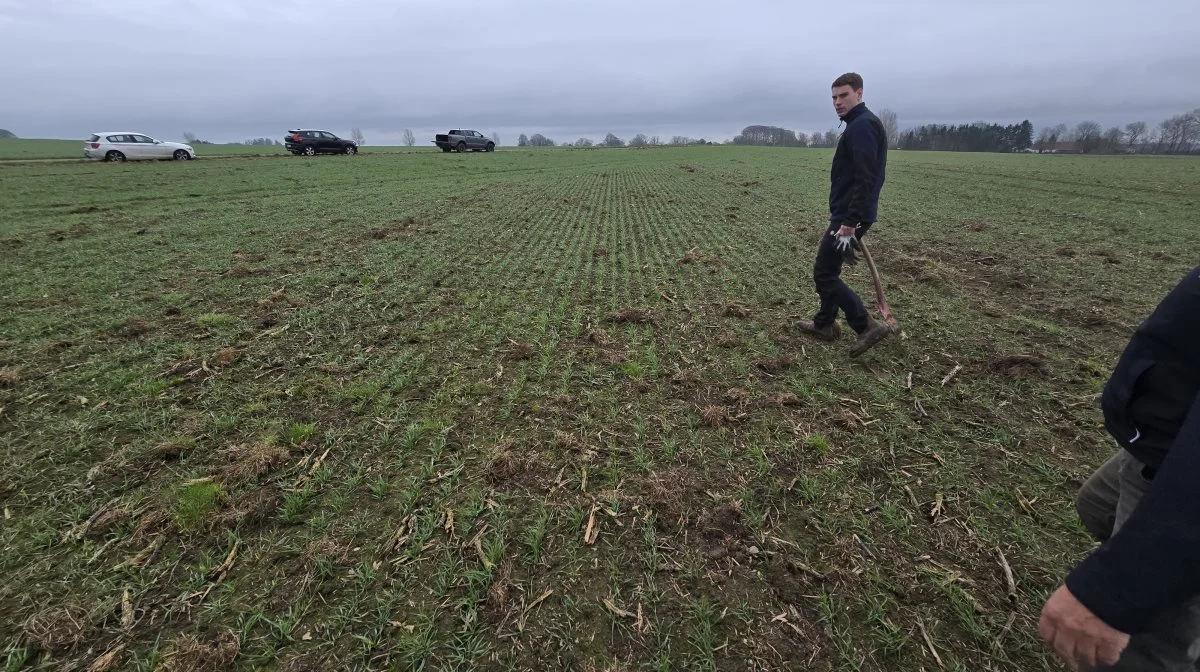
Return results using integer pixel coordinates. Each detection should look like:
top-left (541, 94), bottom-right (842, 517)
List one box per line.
top-left (456, 142), bottom-right (467, 153)
top-left (173, 149), bottom-right (191, 160)
top-left (486, 143), bottom-right (495, 152)
top-left (344, 145), bottom-right (356, 155)
top-left (304, 145), bottom-right (317, 156)
top-left (106, 151), bottom-right (126, 162)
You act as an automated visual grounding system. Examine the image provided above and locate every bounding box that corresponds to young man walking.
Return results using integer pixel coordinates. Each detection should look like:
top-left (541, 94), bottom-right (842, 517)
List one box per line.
top-left (795, 72), bottom-right (892, 357)
top-left (1040, 266), bottom-right (1200, 671)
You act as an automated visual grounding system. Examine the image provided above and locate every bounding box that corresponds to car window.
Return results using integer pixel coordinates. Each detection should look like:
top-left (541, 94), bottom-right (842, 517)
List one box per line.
top-left (88, 134), bottom-right (100, 142)
top-left (107, 135), bottom-right (128, 143)
top-left (132, 135), bottom-right (154, 143)
top-left (323, 132), bottom-right (337, 140)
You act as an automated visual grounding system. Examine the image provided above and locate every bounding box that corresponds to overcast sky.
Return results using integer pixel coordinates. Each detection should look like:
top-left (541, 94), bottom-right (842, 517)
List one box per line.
top-left (1, 0), bottom-right (1197, 144)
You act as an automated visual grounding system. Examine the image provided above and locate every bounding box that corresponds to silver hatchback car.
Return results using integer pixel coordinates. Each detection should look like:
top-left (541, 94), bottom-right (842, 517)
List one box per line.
top-left (84, 132), bottom-right (196, 162)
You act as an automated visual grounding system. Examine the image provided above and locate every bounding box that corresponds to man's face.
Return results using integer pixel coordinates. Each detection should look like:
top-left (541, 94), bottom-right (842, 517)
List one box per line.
top-left (832, 85), bottom-right (862, 117)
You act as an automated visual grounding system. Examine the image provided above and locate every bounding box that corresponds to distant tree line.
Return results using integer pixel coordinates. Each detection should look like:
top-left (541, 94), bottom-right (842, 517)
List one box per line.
top-left (897, 120), bottom-right (1033, 152)
top-left (0, 129), bottom-right (16, 139)
top-left (1032, 109), bottom-right (1199, 154)
top-left (241, 137), bottom-right (283, 146)
top-left (516, 132), bottom-right (710, 148)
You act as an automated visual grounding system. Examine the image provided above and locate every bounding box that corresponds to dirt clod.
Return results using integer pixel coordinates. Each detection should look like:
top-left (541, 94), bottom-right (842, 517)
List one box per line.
top-left (228, 264), bottom-right (269, 277)
top-left (221, 443), bottom-right (290, 483)
top-left (767, 392), bottom-right (802, 406)
top-left (506, 341), bottom-right (536, 361)
top-left (154, 440), bottom-right (194, 460)
top-left (724, 387), bottom-right (752, 404)
top-left (0, 366), bottom-right (21, 387)
top-left (160, 629), bottom-right (240, 671)
top-left (215, 489), bottom-right (281, 529)
top-left (754, 356), bottom-right (794, 374)
top-left (724, 302), bottom-right (752, 318)
top-left (606, 308), bottom-right (654, 325)
top-left (486, 441), bottom-right (525, 485)
top-left (214, 347), bottom-right (239, 366)
top-left (697, 502), bottom-right (751, 556)
top-left (671, 369), bottom-right (700, 387)
top-left (986, 353), bottom-right (1048, 378)
top-left (21, 605), bottom-right (92, 652)
top-left (700, 405), bottom-right (730, 427)
top-left (584, 327), bottom-right (611, 347)
top-left (118, 317), bottom-right (152, 338)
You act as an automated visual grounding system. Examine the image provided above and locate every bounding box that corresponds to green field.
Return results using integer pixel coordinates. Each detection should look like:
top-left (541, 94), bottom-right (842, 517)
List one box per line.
top-left (0, 138), bottom-right (432, 161)
top-left (2, 147), bottom-right (1197, 671)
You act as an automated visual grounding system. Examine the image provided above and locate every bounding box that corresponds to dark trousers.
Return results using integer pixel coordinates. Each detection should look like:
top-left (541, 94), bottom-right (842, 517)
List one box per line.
top-left (1076, 450), bottom-right (1200, 670)
top-left (812, 222), bottom-right (872, 334)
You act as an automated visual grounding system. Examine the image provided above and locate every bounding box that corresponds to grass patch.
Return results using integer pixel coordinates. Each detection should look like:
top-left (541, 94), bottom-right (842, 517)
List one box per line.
top-left (1, 147), bottom-right (1197, 670)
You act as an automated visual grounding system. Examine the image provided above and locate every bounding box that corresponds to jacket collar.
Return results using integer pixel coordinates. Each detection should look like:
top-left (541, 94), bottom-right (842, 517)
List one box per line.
top-left (840, 102), bottom-right (868, 123)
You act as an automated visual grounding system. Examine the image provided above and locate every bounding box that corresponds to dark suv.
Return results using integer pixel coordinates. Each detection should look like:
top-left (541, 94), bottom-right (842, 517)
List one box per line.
top-left (284, 129), bottom-right (358, 156)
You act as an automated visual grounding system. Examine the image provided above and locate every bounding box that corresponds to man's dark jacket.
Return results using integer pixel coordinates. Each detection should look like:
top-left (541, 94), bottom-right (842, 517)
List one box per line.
top-left (829, 102), bottom-right (887, 226)
top-left (1067, 266), bottom-right (1200, 633)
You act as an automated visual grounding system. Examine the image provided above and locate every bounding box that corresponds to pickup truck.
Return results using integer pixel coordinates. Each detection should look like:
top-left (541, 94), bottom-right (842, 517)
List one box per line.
top-left (433, 130), bottom-right (494, 153)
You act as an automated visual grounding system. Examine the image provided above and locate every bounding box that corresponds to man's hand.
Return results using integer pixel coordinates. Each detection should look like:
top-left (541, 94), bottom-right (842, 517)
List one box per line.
top-left (832, 224), bottom-right (857, 238)
top-left (1039, 585), bottom-right (1130, 670)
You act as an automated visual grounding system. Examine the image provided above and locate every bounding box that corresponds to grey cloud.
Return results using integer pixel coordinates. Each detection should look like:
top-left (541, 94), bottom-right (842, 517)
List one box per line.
top-left (1, 0), bottom-right (1196, 142)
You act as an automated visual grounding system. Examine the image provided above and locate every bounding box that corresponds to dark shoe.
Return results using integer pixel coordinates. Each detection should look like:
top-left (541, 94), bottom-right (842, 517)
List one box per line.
top-left (794, 319), bottom-right (841, 342)
top-left (848, 319), bottom-right (892, 357)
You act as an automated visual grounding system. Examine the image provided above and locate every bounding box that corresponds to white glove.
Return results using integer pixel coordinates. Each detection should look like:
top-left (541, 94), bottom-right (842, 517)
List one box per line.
top-left (835, 234), bottom-right (856, 252)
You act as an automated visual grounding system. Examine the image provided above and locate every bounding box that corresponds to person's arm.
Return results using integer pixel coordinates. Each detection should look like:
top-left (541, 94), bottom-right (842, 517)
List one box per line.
top-left (1066, 393), bottom-right (1200, 632)
top-left (843, 120), bottom-right (881, 227)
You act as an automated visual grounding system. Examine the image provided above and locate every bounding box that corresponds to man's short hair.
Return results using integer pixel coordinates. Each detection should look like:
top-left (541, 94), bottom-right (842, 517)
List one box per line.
top-left (832, 72), bottom-right (863, 90)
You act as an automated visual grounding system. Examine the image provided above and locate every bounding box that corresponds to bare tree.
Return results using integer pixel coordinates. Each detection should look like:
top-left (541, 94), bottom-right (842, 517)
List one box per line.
top-left (795, 131), bottom-right (809, 147)
top-left (648, 136), bottom-right (661, 146)
top-left (823, 129), bottom-right (840, 147)
top-left (1074, 121), bottom-right (1103, 153)
top-left (628, 133), bottom-right (649, 147)
top-left (401, 129), bottom-right (415, 146)
top-left (351, 128), bottom-right (366, 146)
top-left (1101, 127), bottom-right (1124, 153)
top-left (602, 133), bottom-right (625, 148)
top-left (517, 133), bottom-right (529, 147)
top-left (528, 134), bottom-right (554, 147)
top-left (573, 137), bottom-right (593, 147)
top-left (1034, 126), bottom-right (1057, 152)
top-left (876, 108), bottom-right (899, 148)
top-left (1124, 121), bottom-right (1146, 151)
top-left (491, 132), bottom-right (500, 146)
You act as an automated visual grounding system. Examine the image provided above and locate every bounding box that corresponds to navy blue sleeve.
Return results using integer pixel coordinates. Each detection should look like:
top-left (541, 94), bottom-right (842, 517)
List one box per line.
top-left (844, 120), bottom-right (881, 225)
top-left (1066, 393), bottom-right (1200, 633)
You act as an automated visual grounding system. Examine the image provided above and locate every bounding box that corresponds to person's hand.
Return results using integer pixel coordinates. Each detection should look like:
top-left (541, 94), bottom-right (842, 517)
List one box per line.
top-left (832, 224), bottom-right (858, 252)
top-left (1039, 585), bottom-right (1130, 670)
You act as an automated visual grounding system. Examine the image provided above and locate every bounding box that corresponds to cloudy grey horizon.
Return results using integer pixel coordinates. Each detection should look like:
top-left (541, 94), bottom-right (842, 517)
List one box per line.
top-left (1, 0), bottom-right (1197, 145)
